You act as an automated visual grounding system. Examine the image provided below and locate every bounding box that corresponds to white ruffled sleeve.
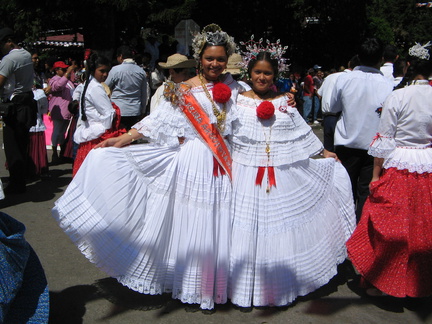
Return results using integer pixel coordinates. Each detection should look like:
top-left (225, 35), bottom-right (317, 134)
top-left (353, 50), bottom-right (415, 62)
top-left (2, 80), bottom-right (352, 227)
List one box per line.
top-left (132, 98), bottom-right (192, 146)
top-left (368, 93), bottom-right (398, 158)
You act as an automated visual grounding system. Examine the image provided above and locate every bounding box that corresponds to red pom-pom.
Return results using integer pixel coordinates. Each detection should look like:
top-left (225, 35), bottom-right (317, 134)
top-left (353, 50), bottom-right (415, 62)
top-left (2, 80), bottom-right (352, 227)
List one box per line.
top-left (212, 83), bottom-right (232, 103)
top-left (256, 101), bottom-right (275, 119)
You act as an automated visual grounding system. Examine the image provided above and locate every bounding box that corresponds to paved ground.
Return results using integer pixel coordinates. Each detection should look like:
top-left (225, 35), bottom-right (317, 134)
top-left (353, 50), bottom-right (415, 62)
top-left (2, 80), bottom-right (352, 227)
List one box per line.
top-left (1, 125), bottom-right (431, 323)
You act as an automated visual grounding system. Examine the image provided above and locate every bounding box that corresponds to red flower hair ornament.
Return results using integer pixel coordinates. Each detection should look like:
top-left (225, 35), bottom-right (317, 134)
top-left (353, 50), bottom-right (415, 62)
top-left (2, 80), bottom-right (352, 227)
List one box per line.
top-left (212, 83), bottom-right (232, 104)
top-left (256, 101), bottom-right (275, 119)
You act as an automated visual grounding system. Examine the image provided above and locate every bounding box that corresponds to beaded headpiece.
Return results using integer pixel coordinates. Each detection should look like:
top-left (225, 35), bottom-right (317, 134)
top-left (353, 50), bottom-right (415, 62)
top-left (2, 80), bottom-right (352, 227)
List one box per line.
top-left (191, 24), bottom-right (236, 61)
top-left (408, 41), bottom-right (431, 60)
top-left (239, 35), bottom-right (289, 73)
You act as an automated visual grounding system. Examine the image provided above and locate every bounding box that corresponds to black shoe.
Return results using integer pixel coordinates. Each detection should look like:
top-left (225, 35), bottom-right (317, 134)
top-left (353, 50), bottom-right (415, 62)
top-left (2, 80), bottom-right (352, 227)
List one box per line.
top-left (50, 155), bottom-right (60, 166)
top-left (4, 183), bottom-right (26, 195)
top-left (40, 173), bottom-right (52, 181)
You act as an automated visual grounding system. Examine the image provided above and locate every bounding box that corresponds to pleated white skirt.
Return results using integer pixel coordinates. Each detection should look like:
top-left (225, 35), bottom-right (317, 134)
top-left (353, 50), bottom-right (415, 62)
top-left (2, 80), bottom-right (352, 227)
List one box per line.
top-left (53, 138), bottom-right (232, 309)
top-left (229, 158), bottom-right (355, 307)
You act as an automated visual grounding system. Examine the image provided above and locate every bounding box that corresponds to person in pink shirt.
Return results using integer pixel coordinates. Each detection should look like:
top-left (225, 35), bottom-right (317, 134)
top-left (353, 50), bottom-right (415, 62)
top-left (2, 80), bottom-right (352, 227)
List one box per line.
top-left (302, 68), bottom-right (315, 123)
top-left (48, 61), bottom-right (76, 163)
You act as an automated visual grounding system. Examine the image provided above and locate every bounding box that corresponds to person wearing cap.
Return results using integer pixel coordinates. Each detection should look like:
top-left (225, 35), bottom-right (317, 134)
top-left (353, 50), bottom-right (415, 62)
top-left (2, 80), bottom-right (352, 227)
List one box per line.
top-left (105, 45), bottom-right (148, 130)
top-left (48, 60), bottom-right (76, 164)
top-left (149, 53), bottom-right (196, 113)
top-left (0, 27), bottom-right (37, 194)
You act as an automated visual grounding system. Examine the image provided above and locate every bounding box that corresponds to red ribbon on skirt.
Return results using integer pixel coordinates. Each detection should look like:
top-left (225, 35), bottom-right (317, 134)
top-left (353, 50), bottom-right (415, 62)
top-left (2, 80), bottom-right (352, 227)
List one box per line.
top-left (255, 166), bottom-right (276, 189)
top-left (213, 157), bottom-right (227, 177)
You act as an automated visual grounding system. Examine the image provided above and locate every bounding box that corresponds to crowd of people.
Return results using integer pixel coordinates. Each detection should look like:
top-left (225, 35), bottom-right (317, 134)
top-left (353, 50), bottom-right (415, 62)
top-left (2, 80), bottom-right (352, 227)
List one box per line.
top-left (0, 23), bottom-right (431, 317)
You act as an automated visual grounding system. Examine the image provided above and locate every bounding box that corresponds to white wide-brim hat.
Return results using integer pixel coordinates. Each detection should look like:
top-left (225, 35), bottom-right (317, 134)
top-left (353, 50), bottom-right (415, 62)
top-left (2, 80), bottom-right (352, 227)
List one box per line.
top-left (159, 53), bottom-right (196, 69)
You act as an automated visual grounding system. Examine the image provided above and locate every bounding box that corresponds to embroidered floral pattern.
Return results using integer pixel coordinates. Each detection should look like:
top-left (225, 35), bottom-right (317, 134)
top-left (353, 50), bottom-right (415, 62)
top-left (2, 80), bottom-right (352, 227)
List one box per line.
top-left (375, 107), bottom-right (382, 117)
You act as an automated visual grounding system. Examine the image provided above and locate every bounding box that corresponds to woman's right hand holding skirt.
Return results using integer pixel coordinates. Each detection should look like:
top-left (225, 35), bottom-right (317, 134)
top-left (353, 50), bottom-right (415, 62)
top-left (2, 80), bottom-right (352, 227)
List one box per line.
top-left (95, 129), bottom-right (142, 148)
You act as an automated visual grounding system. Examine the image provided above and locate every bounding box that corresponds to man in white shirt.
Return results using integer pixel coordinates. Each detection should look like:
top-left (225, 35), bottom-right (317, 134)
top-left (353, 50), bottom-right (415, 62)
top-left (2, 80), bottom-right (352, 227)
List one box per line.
top-left (380, 44), bottom-right (399, 83)
top-left (329, 38), bottom-right (394, 221)
top-left (318, 55), bottom-right (360, 152)
top-left (105, 45), bottom-right (148, 130)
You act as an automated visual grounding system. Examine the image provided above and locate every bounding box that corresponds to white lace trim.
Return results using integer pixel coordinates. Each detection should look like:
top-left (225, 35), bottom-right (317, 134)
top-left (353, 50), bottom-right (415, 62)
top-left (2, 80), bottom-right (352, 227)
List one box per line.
top-left (381, 147), bottom-right (432, 173)
top-left (116, 276), bottom-right (225, 309)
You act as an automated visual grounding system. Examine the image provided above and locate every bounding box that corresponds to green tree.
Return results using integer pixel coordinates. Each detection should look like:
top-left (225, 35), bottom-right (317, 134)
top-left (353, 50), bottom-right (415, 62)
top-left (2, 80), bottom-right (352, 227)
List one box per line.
top-left (366, 0), bottom-right (432, 55)
top-left (2, 0), bottom-right (431, 66)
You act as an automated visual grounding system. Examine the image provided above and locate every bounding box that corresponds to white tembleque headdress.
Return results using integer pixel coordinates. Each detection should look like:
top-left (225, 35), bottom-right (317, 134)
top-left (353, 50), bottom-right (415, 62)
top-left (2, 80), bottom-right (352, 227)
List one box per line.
top-left (408, 41), bottom-right (431, 60)
top-left (191, 24), bottom-right (236, 61)
top-left (239, 35), bottom-right (289, 73)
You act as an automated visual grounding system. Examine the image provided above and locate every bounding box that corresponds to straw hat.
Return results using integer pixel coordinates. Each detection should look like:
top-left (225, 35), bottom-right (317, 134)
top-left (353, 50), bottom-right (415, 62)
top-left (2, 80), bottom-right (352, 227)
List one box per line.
top-left (158, 54), bottom-right (196, 69)
top-left (225, 53), bottom-right (243, 75)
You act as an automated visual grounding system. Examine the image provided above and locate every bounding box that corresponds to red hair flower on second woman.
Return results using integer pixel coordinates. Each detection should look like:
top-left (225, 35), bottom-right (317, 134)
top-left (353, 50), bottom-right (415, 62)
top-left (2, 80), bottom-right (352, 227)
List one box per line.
top-left (256, 101), bottom-right (275, 119)
top-left (212, 83), bottom-right (232, 103)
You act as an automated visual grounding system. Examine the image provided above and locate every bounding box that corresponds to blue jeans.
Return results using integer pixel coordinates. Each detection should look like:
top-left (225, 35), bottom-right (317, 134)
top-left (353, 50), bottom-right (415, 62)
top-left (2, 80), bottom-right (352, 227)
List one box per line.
top-left (303, 95), bottom-right (320, 122)
top-left (302, 95), bottom-right (312, 122)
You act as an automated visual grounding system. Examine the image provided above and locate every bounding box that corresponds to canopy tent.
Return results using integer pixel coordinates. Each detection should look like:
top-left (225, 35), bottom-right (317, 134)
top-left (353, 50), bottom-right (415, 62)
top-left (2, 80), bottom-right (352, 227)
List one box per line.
top-left (35, 33), bottom-right (84, 48)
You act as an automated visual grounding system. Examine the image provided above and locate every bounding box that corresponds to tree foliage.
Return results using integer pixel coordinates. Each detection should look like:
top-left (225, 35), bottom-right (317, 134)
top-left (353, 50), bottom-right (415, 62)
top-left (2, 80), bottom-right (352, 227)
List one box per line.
top-left (1, 0), bottom-right (431, 68)
top-left (366, 0), bottom-right (432, 55)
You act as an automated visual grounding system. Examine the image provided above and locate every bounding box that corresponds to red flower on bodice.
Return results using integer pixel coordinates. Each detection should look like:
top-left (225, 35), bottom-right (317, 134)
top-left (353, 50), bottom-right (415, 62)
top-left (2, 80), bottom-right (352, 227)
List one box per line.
top-left (212, 83), bottom-right (231, 103)
top-left (257, 101), bottom-right (275, 119)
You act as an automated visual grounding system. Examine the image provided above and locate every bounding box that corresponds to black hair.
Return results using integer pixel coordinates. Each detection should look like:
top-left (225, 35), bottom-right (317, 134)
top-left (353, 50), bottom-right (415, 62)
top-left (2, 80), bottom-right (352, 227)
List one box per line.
top-left (247, 51), bottom-right (279, 81)
top-left (405, 57), bottom-right (432, 81)
top-left (0, 31), bottom-right (14, 44)
top-left (348, 55), bottom-right (361, 69)
top-left (116, 45), bottom-right (133, 59)
top-left (358, 38), bottom-right (384, 67)
top-left (383, 45), bottom-right (398, 62)
top-left (80, 53), bottom-right (111, 121)
top-left (68, 100), bottom-right (79, 115)
top-left (393, 58), bottom-right (408, 78)
top-left (200, 42), bottom-right (229, 59)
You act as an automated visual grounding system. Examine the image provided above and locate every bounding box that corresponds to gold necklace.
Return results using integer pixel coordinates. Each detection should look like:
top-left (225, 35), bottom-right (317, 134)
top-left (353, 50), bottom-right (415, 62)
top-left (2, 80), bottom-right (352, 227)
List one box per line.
top-left (199, 73), bottom-right (227, 133)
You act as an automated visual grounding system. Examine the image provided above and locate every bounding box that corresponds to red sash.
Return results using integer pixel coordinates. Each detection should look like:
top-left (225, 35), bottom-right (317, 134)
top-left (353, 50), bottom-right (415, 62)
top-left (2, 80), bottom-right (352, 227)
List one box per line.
top-left (179, 85), bottom-right (232, 180)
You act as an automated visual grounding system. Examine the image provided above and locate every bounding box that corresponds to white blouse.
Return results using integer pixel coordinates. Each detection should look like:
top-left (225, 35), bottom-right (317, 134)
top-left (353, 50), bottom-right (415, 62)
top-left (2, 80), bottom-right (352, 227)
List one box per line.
top-left (368, 81), bottom-right (432, 173)
top-left (230, 94), bottom-right (323, 167)
top-left (73, 78), bottom-right (115, 144)
top-left (30, 89), bottom-right (48, 133)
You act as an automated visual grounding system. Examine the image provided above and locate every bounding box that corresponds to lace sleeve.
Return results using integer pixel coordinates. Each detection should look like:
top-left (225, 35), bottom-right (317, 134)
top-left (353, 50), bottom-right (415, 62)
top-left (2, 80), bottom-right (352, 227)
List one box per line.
top-left (132, 98), bottom-right (192, 146)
